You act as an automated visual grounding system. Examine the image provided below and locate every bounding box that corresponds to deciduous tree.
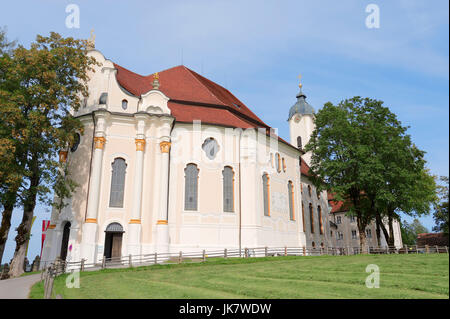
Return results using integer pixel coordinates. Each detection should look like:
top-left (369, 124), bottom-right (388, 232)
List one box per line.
top-left (1, 32), bottom-right (96, 277)
top-left (305, 96), bottom-right (434, 252)
top-left (0, 26), bottom-right (19, 264)
top-left (400, 219), bottom-right (429, 245)
top-left (433, 176), bottom-right (449, 235)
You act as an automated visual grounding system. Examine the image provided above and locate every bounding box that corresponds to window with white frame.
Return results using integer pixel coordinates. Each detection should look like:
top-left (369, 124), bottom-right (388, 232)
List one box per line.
top-left (262, 173), bottom-right (270, 216)
top-left (184, 163), bottom-right (199, 211)
top-left (222, 166), bottom-right (234, 212)
top-left (288, 181), bottom-right (294, 221)
top-left (109, 158), bottom-right (127, 208)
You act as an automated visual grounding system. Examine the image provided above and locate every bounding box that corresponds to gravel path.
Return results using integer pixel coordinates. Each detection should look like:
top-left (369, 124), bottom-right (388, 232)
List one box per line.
top-left (0, 274), bottom-right (41, 299)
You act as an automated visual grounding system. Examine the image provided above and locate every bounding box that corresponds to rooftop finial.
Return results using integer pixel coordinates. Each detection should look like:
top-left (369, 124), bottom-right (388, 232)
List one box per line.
top-left (152, 72), bottom-right (160, 90)
top-left (298, 74), bottom-right (303, 89)
top-left (87, 29), bottom-right (96, 50)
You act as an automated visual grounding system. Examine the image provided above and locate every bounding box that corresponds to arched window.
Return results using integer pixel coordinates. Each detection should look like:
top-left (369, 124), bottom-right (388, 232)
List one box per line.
top-left (308, 185), bottom-right (312, 197)
top-left (275, 153), bottom-right (281, 173)
top-left (223, 166), bottom-right (234, 212)
top-left (184, 164), bottom-right (199, 211)
top-left (282, 158), bottom-right (286, 172)
top-left (105, 222), bottom-right (124, 232)
top-left (297, 136), bottom-right (302, 149)
top-left (121, 99), bottom-right (128, 110)
top-left (288, 181), bottom-right (295, 221)
top-left (318, 205), bottom-right (323, 234)
top-left (262, 173), bottom-right (270, 216)
top-left (109, 158), bottom-right (127, 207)
top-left (309, 203), bottom-right (314, 233)
top-left (302, 203), bottom-right (306, 231)
top-left (99, 92), bottom-right (108, 104)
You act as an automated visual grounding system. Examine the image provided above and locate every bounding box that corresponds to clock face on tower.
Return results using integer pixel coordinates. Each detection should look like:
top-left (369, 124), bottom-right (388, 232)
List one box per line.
top-left (202, 137), bottom-right (219, 160)
top-left (294, 114), bottom-right (301, 123)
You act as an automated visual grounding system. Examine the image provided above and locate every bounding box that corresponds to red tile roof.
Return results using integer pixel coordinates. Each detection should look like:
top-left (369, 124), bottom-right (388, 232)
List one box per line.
top-left (300, 158), bottom-right (311, 177)
top-left (327, 192), bottom-right (351, 213)
top-left (112, 63), bottom-right (299, 151)
top-left (417, 233), bottom-right (449, 246)
top-left (114, 64), bottom-right (268, 128)
top-left (168, 101), bottom-right (256, 129)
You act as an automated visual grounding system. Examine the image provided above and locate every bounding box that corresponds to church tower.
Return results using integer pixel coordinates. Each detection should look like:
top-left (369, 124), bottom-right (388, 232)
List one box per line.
top-left (288, 77), bottom-right (315, 166)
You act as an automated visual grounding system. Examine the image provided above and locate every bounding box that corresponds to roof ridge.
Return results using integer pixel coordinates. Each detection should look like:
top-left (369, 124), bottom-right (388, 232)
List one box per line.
top-left (147, 65), bottom-right (185, 79)
top-left (113, 63), bottom-right (146, 79)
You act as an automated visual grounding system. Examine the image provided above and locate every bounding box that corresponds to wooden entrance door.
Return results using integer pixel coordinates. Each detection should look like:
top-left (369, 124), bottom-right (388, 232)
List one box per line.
top-left (60, 222), bottom-right (71, 260)
top-left (111, 233), bottom-right (122, 258)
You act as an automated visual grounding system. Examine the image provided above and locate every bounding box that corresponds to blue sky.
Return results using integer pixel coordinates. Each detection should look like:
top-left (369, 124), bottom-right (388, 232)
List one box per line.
top-left (0, 0), bottom-right (448, 263)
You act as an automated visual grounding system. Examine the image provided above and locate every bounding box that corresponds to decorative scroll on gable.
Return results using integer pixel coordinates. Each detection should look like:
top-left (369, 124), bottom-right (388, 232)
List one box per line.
top-left (138, 89), bottom-right (171, 115)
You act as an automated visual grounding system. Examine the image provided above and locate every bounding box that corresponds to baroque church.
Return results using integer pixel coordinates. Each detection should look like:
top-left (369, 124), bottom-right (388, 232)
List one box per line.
top-left (40, 44), bottom-right (401, 265)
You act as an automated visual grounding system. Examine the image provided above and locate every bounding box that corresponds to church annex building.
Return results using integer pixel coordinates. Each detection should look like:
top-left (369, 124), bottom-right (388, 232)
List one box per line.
top-left (41, 48), bottom-right (402, 265)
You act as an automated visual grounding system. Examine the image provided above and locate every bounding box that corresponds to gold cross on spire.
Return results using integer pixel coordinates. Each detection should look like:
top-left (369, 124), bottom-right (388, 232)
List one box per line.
top-left (298, 74), bottom-right (303, 89)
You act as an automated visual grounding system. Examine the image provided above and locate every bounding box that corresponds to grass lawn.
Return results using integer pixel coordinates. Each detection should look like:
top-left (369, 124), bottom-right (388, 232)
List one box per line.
top-left (30, 254), bottom-right (449, 299)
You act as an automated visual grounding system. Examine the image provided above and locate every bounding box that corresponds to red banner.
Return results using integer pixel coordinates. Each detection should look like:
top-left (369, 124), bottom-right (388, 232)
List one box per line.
top-left (40, 220), bottom-right (50, 258)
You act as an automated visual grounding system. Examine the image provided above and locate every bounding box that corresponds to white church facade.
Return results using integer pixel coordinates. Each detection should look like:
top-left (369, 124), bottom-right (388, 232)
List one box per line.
top-left (40, 47), bottom-right (401, 265)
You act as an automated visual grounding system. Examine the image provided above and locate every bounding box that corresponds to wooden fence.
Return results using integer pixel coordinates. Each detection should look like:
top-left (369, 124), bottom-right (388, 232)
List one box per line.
top-left (40, 244), bottom-right (449, 299)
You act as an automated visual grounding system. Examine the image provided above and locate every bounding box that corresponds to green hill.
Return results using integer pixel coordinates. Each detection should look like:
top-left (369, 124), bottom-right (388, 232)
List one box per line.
top-left (30, 254), bottom-right (449, 299)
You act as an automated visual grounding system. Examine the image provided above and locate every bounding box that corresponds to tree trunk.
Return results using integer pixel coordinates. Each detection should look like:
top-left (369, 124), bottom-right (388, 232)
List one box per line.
top-left (357, 213), bottom-right (368, 254)
top-left (0, 187), bottom-right (18, 265)
top-left (0, 205), bottom-right (14, 265)
top-left (8, 162), bottom-right (39, 277)
top-left (377, 213), bottom-right (390, 247)
top-left (8, 206), bottom-right (35, 277)
top-left (388, 213), bottom-right (395, 247)
top-left (375, 214), bottom-right (381, 247)
top-left (359, 227), bottom-right (368, 253)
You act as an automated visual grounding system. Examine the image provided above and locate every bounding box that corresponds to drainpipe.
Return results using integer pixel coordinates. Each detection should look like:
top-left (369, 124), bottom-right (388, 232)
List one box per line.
top-left (238, 129), bottom-right (242, 257)
top-left (165, 117), bottom-right (176, 225)
top-left (84, 111), bottom-right (96, 221)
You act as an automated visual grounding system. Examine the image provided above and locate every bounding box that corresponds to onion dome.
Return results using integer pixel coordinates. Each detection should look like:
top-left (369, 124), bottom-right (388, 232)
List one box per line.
top-left (288, 77), bottom-right (314, 120)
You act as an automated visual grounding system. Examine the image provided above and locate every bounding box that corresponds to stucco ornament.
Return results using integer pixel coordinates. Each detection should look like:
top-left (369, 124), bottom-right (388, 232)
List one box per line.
top-left (135, 139), bottom-right (146, 151)
top-left (87, 29), bottom-right (95, 50)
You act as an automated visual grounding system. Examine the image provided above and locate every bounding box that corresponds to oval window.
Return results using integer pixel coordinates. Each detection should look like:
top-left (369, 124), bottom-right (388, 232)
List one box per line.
top-left (202, 137), bottom-right (219, 160)
top-left (122, 99), bottom-right (128, 110)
